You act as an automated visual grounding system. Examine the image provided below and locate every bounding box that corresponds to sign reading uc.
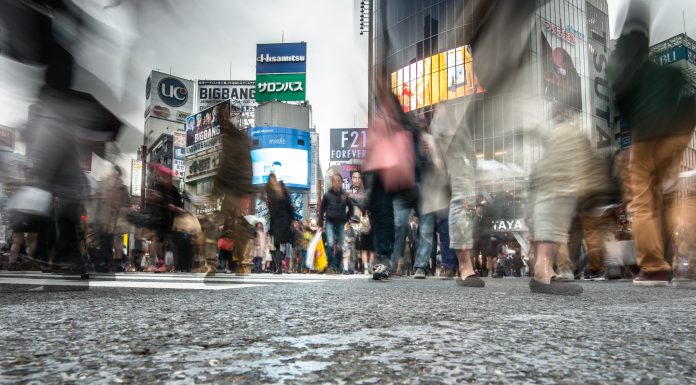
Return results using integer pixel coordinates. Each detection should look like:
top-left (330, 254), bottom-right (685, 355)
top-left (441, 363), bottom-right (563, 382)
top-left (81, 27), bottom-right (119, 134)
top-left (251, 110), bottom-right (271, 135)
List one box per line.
top-left (158, 77), bottom-right (188, 107)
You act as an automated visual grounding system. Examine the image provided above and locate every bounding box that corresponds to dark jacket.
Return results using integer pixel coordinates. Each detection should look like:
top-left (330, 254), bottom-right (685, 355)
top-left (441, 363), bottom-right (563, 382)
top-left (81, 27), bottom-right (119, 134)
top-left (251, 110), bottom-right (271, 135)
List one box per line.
top-left (608, 32), bottom-right (696, 142)
top-left (319, 188), bottom-right (354, 226)
top-left (266, 182), bottom-right (295, 245)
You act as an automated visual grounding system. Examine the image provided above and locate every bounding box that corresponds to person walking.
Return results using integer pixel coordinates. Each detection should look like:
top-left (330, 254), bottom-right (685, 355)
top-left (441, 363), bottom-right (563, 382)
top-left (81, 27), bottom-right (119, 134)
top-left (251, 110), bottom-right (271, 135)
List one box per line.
top-left (607, 0), bottom-right (696, 286)
top-left (264, 174), bottom-right (295, 275)
top-left (318, 174), bottom-right (354, 273)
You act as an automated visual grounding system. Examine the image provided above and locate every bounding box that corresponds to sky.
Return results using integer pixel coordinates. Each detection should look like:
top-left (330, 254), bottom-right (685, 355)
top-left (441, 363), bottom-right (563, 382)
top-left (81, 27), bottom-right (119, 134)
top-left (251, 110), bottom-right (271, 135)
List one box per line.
top-left (112, 0), bottom-right (369, 177)
top-left (1, 0), bottom-right (695, 183)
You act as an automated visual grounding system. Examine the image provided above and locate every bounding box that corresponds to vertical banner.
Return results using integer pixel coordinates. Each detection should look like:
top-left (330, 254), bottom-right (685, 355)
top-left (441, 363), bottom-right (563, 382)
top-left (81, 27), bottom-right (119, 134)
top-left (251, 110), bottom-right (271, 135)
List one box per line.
top-left (586, 2), bottom-right (612, 149)
top-left (131, 160), bottom-right (142, 197)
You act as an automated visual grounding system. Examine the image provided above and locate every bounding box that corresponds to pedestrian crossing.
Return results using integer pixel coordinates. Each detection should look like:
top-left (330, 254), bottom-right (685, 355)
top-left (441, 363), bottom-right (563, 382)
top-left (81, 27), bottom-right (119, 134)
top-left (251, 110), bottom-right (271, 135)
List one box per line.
top-left (0, 271), bottom-right (368, 292)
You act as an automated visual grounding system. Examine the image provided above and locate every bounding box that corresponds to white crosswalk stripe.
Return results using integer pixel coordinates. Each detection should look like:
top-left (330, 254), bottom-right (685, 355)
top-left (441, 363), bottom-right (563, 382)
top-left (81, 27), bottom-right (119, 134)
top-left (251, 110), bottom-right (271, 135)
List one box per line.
top-left (0, 271), bottom-right (367, 291)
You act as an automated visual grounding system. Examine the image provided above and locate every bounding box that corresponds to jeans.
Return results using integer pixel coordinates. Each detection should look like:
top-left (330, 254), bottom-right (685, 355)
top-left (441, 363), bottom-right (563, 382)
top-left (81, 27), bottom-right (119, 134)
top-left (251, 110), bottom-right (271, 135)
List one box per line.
top-left (437, 212), bottom-right (458, 269)
top-left (325, 221), bottom-right (345, 271)
top-left (390, 196), bottom-right (412, 271)
top-left (413, 213), bottom-right (435, 271)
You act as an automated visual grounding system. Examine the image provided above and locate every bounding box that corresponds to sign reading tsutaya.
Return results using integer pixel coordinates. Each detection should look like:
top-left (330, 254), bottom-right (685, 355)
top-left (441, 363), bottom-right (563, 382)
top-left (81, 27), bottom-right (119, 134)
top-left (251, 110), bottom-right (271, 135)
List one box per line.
top-left (586, 2), bottom-right (612, 149)
top-left (492, 219), bottom-right (526, 232)
top-left (197, 80), bottom-right (257, 112)
top-left (330, 128), bottom-right (367, 163)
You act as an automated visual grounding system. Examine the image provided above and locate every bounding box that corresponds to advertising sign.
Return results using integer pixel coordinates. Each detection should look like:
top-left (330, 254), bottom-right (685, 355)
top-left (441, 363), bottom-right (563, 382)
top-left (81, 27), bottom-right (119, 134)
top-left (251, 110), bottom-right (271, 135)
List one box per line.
top-left (255, 192), bottom-right (304, 226)
top-left (255, 73), bottom-right (306, 102)
top-left (586, 2), bottom-right (613, 149)
top-left (256, 42), bottom-right (307, 74)
top-left (310, 132), bottom-right (319, 205)
top-left (186, 151), bottom-right (220, 181)
top-left (652, 45), bottom-right (696, 66)
top-left (186, 100), bottom-right (229, 155)
top-left (330, 128), bottom-right (367, 163)
top-left (249, 127), bottom-right (310, 189)
top-left (197, 80), bottom-right (257, 112)
top-left (146, 71), bottom-right (194, 123)
top-left (131, 160), bottom-right (142, 197)
top-left (0, 125), bottom-right (14, 152)
top-left (391, 45), bottom-right (483, 112)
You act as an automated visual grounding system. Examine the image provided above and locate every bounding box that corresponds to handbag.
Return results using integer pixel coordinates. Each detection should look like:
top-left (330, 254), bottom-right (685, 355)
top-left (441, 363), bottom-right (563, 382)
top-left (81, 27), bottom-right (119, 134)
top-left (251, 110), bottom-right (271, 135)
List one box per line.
top-left (217, 237), bottom-right (235, 252)
top-left (5, 186), bottom-right (53, 217)
top-left (364, 107), bottom-right (415, 192)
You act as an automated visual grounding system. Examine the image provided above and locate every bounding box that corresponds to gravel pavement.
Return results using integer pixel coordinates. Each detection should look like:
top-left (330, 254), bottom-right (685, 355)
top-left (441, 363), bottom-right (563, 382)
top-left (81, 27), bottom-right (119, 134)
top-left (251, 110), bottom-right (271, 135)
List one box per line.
top-left (1, 276), bottom-right (695, 384)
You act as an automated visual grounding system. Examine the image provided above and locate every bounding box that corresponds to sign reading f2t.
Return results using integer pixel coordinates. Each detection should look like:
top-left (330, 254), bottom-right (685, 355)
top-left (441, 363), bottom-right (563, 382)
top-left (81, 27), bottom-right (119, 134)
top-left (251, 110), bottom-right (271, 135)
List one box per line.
top-left (158, 77), bottom-right (189, 107)
top-left (256, 42), bottom-right (307, 74)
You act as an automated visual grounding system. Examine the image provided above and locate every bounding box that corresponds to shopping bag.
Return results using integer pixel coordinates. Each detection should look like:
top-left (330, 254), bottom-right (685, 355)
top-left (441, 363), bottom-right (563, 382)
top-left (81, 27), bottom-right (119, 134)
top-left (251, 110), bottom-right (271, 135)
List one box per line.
top-left (314, 237), bottom-right (328, 272)
top-left (164, 251), bottom-right (174, 266)
top-left (305, 232), bottom-right (321, 269)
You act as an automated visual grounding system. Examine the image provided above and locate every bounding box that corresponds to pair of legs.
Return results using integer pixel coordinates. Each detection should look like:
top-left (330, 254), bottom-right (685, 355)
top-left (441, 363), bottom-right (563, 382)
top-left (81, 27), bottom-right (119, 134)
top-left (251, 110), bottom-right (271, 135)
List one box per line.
top-left (391, 196), bottom-right (437, 274)
top-left (9, 231), bottom-right (38, 267)
top-left (324, 221), bottom-right (345, 272)
top-left (624, 134), bottom-right (691, 274)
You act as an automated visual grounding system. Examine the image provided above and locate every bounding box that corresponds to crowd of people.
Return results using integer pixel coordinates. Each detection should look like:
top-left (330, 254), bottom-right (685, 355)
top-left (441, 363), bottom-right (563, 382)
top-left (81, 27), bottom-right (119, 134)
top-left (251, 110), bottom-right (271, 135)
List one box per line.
top-left (1, 0), bottom-right (696, 297)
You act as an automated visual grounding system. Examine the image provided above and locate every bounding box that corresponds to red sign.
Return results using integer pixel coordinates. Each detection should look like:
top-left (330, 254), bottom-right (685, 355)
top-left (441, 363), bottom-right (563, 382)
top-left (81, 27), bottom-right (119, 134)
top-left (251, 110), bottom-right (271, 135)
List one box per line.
top-left (0, 125), bottom-right (15, 152)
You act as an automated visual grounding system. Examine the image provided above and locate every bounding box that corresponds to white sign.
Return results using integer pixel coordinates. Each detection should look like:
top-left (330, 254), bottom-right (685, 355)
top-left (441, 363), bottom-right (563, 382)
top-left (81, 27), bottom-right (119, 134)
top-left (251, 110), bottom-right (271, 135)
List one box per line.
top-left (131, 160), bottom-right (142, 197)
top-left (492, 219), bottom-right (526, 232)
top-left (146, 70), bottom-right (194, 124)
top-left (197, 80), bottom-right (257, 112)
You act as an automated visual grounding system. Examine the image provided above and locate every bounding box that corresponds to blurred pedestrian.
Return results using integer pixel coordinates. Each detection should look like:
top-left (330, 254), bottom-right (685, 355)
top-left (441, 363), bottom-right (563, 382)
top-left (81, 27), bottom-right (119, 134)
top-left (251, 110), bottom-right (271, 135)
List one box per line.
top-left (318, 174), bottom-right (354, 273)
top-left (265, 173), bottom-right (295, 274)
top-left (607, 0), bottom-right (696, 286)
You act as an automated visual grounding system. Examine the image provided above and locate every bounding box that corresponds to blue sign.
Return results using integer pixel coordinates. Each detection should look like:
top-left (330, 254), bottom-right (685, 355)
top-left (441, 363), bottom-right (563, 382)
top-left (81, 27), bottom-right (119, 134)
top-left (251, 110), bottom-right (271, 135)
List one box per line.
top-left (250, 126), bottom-right (310, 189)
top-left (256, 43), bottom-right (307, 74)
top-left (158, 77), bottom-right (189, 107)
top-left (652, 45), bottom-right (696, 66)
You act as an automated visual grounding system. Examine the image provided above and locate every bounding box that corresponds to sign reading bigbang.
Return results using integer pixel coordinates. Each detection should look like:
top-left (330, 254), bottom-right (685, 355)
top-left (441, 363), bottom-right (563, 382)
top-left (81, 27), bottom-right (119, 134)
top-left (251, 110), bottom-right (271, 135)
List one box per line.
top-left (256, 42), bottom-right (307, 102)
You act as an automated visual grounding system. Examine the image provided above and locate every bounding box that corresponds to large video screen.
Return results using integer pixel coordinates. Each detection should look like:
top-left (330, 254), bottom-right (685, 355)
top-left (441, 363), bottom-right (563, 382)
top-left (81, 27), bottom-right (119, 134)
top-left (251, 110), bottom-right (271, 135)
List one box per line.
top-left (250, 126), bottom-right (310, 189)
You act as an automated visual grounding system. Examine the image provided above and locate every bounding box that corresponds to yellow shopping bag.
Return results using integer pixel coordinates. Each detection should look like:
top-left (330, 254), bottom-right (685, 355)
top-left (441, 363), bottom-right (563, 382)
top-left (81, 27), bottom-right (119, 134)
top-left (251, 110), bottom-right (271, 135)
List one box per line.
top-left (314, 236), bottom-right (328, 272)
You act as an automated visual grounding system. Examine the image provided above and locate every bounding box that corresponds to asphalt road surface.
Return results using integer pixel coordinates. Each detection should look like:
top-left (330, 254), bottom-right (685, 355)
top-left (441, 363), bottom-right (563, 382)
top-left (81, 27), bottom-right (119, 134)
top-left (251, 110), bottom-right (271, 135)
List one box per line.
top-left (1, 274), bottom-right (694, 384)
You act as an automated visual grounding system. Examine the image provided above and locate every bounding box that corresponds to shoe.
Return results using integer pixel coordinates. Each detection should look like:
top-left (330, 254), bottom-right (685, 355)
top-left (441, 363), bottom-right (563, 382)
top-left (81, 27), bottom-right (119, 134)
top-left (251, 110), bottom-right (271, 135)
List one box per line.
top-left (583, 270), bottom-right (604, 281)
top-left (672, 278), bottom-right (696, 289)
top-left (556, 268), bottom-right (575, 282)
top-left (153, 265), bottom-right (170, 273)
top-left (633, 271), bottom-right (670, 287)
top-left (372, 264), bottom-right (390, 281)
top-left (456, 274), bottom-right (485, 287)
top-left (529, 278), bottom-right (583, 296)
top-left (439, 268), bottom-right (456, 280)
top-left (413, 268), bottom-right (426, 279)
top-left (492, 271), bottom-right (504, 279)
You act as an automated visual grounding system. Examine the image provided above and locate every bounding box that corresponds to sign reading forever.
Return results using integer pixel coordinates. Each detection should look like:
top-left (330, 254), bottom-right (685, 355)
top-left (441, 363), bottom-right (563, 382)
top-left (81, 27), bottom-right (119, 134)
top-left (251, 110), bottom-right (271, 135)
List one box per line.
top-left (330, 128), bottom-right (367, 162)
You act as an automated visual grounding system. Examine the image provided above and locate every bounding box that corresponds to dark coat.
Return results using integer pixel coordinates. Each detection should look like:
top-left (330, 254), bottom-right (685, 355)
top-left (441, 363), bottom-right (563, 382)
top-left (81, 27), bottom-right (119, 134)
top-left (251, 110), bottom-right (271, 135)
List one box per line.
top-left (266, 183), bottom-right (295, 245)
top-left (213, 124), bottom-right (254, 199)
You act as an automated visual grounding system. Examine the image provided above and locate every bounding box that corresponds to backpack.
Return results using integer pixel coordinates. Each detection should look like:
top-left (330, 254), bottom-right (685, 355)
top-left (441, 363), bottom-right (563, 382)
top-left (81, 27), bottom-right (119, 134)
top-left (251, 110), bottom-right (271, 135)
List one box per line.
top-left (360, 213), bottom-right (371, 235)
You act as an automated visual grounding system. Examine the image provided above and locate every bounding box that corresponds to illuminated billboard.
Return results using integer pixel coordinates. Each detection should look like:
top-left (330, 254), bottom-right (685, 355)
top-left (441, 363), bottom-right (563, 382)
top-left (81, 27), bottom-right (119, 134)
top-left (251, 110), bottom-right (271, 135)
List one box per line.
top-left (391, 45), bottom-right (484, 112)
top-left (249, 126), bottom-right (310, 189)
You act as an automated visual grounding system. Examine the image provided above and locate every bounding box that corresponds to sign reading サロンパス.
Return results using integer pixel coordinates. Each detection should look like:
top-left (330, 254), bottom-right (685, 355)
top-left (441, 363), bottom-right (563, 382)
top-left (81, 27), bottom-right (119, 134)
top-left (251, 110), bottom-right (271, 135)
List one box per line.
top-left (256, 73), bottom-right (306, 102)
top-left (255, 42), bottom-right (307, 102)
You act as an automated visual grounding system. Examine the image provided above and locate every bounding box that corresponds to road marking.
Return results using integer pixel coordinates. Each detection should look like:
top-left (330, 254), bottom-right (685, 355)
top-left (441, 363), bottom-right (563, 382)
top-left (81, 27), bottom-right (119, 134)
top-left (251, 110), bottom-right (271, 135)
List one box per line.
top-left (0, 272), bottom-right (368, 291)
